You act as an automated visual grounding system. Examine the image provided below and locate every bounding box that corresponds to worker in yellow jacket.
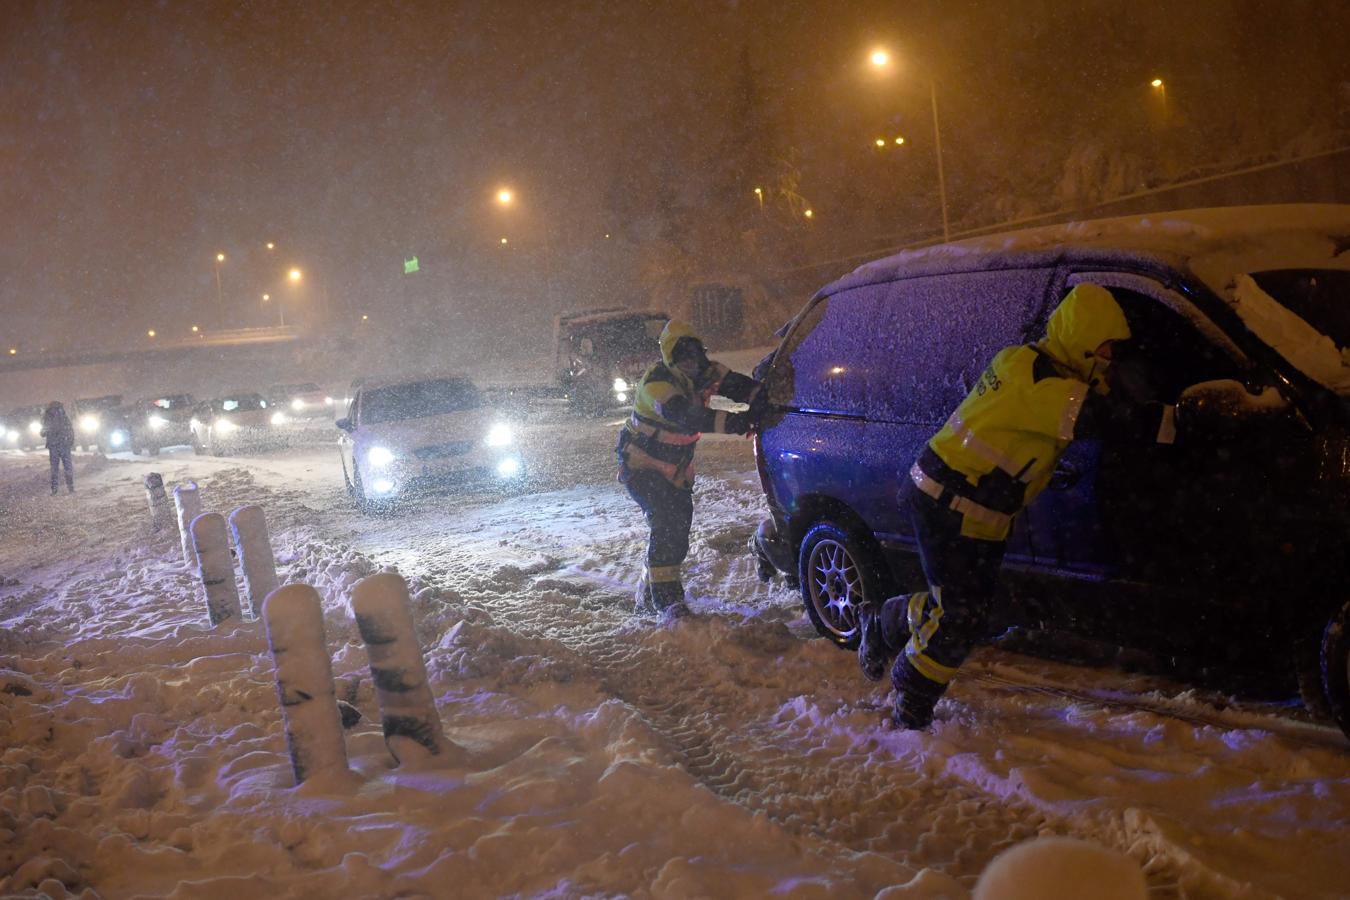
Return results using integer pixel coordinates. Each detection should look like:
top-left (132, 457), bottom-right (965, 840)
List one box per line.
top-left (858, 284), bottom-right (1179, 729)
top-left (617, 320), bottom-right (765, 619)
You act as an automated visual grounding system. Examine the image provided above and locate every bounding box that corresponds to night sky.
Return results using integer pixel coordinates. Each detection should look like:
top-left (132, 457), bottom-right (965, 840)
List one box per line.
top-left (2, 0), bottom-right (1347, 353)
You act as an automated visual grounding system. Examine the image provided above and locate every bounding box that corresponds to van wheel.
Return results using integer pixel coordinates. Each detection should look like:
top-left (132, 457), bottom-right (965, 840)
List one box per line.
top-left (1319, 599), bottom-right (1350, 743)
top-left (798, 520), bottom-right (883, 650)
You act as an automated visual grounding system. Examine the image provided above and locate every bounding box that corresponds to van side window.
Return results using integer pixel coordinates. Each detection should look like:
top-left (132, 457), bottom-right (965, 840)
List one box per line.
top-left (772, 291), bottom-right (873, 415)
top-left (865, 268), bottom-right (1052, 423)
top-left (1108, 288), bottom-right (1243, 402)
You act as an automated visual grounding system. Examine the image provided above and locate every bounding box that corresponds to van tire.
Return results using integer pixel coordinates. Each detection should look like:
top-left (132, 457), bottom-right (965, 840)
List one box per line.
top-left (797, 520), bottom-right (884, 650)
top-left (1319, 599), bottom-right (1350, 742)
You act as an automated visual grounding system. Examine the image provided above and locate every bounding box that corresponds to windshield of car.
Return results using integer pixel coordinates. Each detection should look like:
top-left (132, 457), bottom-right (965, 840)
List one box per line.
top-left (216, 395), bottom-right (267, 413)
top-left (361, 378), bottom-right (482, 424)
top-left (273, 383), bottom-right (321, 395)
top-left (578, 317), bottom-right (666, 362)
top-left (76, 395), bottom-right (123, 413)
top-left (1248, 270), bottom-right (1350, 349)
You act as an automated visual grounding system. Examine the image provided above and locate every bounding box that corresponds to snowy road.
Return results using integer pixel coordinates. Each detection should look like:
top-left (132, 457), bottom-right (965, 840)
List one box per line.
top-left (2, 406), bottom-right (1349, 899)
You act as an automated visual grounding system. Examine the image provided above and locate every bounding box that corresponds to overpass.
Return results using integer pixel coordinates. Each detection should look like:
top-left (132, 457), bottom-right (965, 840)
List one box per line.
top-left (1, 327), bottom-right (304, 374)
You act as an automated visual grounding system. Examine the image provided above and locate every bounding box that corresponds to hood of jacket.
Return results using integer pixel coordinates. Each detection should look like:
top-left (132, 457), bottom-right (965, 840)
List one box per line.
top-left (1039, 283), bottom-right (1131, 383)
top-left (658, 320), bottom-right (703, 367)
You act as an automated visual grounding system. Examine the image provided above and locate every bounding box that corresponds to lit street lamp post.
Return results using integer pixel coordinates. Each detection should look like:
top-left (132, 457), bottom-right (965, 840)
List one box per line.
top-left (869, 49), bottom-right (950, 242)
top-left (214, 252), bottom-right (226, 326)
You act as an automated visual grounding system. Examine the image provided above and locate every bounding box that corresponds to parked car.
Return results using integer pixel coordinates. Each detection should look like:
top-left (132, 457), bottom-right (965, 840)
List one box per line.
top-left (749, 204), bottom-right (1350, 741)
top-left (126, 394), bottom-right (196, 454)
top-left (189, 393), bottom-right (279, 455)
top-left (336, 374), bottom-right (525, 509)
top-left (3, 405), bottom-right (45, 450)
top-left (267, 382), bottom-right (335, 420)
top-left (72, 395), bottom-right (124, 451)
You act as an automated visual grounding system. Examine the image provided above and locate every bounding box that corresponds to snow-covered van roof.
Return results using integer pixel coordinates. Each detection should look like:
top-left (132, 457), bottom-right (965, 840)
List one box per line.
top-left (828, 204), bottom-right (1350, 396)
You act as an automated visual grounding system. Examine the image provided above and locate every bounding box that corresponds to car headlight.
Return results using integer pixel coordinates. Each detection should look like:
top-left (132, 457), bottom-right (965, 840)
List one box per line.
top-left (270, 411), bottom-right (289, 425)
top-left (215, 417), bottom-right (237, 433)
top-left (371, 477), bottom-right (396, 494)
top-left (147, 414), bottom-right (166, 429)
top-left (291, 398), bottom-right (305, 411)
top-left (367, 445), bottom-right (396, 467)
top-left (28, 420), bottom-right (40, 435)
top-left (324, 396), bottom-right (334, 405)
top-left (109, 429), bottom-right (127, 448)
top-left (5, 429), bottom-right (17, 443)
top-left (485, 423), bottom-right (514, 447)
top-left (79, 414), bottom-right (100, 433)
top-left (613, 377), bottom-right (630, 393)
top-left (190, 417), bottom-right (200, 429)
top-left (616, 391), bottom-right (629, 403)
top-left (495, 457), bottom-right (522, 478)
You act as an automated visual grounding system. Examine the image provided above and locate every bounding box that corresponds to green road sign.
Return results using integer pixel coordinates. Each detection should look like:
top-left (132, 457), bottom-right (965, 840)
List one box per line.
top-left (403, 256), bottom-right (420, 274)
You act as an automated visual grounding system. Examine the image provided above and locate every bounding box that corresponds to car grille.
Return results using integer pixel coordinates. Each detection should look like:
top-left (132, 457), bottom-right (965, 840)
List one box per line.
top-left (413, 440), bottom-right (475, 460)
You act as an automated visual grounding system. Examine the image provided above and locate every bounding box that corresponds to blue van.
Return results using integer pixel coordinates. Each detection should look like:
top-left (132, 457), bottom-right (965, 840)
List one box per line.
top-left (750, 204), bottom-right (1350, 741)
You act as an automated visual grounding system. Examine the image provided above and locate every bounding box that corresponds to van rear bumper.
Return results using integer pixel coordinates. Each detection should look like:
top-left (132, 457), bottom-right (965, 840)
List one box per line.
top-left (753, 517), bottom-right (796, 581)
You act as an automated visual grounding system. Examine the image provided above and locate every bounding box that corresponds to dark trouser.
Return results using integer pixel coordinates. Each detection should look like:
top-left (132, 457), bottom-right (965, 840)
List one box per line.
top-left (49, 446), bottom-right (74, 493)
top-left (623, 469), bottom-right (694, 609)
top-left (878, 481), bottom-right (1006, 712)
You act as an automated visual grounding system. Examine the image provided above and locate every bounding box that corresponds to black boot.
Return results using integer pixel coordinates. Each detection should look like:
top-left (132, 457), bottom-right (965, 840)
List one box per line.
top-left (890, 656), bottom-right (944, 730)
top-left (856, 605), bottom-right (893, 683)
top-left (650, 579), bottom-right (690, 620)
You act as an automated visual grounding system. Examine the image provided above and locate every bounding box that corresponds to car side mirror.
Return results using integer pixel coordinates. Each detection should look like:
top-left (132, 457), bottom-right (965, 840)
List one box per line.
top-left (1176, 379), bottom-right (1292, 439)
top-left (335, 417), bottom-right (354, 432)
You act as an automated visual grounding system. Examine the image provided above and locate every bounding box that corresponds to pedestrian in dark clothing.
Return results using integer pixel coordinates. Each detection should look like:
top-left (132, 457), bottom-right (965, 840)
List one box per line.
top-left (40, 401), bottom-right (75, 495)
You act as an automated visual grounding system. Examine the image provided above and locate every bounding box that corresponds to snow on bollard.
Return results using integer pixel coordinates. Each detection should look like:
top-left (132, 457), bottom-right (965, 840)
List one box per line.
top-left (351, 572), bottom-right (460, 766)
top-left (191, 512), bottom-right (242, 626)
top-left (263, 584), bottom-right (349, 785)
top-left (229, 505), bottom-right (279, 618)
top-left (173, 481), bottom-right (202, 569)
top-left (143, 473), bottom-right (176, 533)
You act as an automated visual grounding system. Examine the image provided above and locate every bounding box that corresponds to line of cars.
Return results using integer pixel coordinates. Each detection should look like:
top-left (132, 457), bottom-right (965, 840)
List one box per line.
top-left (2, 383), bottom-right (344, 456)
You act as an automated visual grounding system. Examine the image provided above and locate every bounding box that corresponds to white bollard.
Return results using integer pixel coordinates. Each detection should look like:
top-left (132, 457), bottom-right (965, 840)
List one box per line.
top-left (229, 505), bottom-right (279, 619)
top-left (173, 482), bottom-right (202, 569)
top-left (351, 572), bottom-right (459, 766)
top-left (143, 473), bottom-right (176, 534)
top-left (263, 584), bottom-right (349, 785)
top-left (191, 512), bottom-right (242, 626)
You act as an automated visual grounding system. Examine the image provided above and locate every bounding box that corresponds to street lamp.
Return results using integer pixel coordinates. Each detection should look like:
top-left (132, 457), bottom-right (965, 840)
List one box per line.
top-left (266, 241), bottom-right (275, 250)
top-left (753, 186), bottom-right (763, 208)
top-left (1150, 77), bottom-right (1168, 122)
top-left (497, 188), bottom-right (513, 206)
top-left (147, 329), bottom-right (156, 338)
top-left (869, 48), bottom-right (950, 242)
top-left (213, 252), bottom-right (226, 326)
top-left (288, 268), bottom-right (302, 282)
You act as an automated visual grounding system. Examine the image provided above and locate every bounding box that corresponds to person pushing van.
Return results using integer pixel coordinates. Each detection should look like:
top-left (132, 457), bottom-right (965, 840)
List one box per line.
top-left (858, 283), bottom-right (1179, 729)
top-left (617, 320), bottom-right (766, 620)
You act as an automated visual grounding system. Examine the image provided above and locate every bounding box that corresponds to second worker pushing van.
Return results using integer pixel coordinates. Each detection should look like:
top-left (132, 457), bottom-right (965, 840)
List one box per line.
top-left (858, 283), bottom-right (1181, 730)
top-left (618, 321), bottom-right (767, 620)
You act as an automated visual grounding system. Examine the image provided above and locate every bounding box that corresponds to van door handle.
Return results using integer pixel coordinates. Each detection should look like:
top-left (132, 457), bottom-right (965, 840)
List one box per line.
top-left (1049, 461), bottom-right (1082, 490)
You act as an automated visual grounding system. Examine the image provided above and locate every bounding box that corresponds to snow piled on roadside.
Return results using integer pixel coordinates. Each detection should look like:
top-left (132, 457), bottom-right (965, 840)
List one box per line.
top-left (3, 429), bottom-right (1350, 899)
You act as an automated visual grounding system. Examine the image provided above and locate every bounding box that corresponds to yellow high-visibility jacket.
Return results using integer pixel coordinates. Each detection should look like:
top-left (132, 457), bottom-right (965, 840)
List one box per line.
top-left (917, 283), bottom-right (1176, 541)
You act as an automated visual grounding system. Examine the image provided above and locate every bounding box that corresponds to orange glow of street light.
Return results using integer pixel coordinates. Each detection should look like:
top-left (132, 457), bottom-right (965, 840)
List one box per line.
top-left (497, 188), bottom-right (514, 205)
top-left (266, 241), bottom-right (275, 250)
top-left (804, 209), bottom-right (814, 219)
top-left (1151, 78), bottom-right (1164, 88)
top-left (895, 136), bottom-right (905, 145)
top-left (870, 49), bottom-right (890, 67)
top-left (875, 138), bottom-right (886, 147)
top-left (7, 348), bottom-right (15, 355)
top-left (147, 329), bottom-right (156, 338)
top-left (288, 268), bottom-right (302, 282)
top-left (191, 325), bottom-right (200, 333)
top-left (500, 237), bottom-right (509, 245)
top-left (216, 252), bottom-right (225, 262)
top-left (262, 293), bottom-right (270, 301)
top-left (361, 314), bottom-right (369, 321)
